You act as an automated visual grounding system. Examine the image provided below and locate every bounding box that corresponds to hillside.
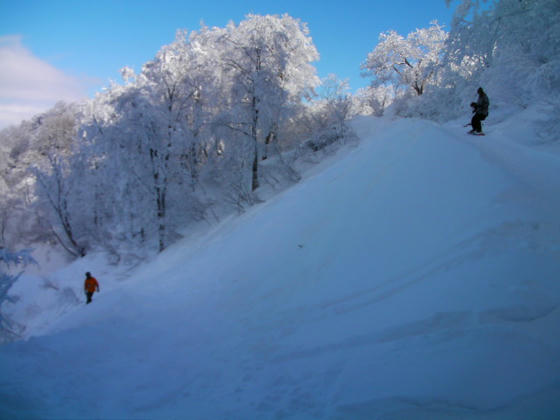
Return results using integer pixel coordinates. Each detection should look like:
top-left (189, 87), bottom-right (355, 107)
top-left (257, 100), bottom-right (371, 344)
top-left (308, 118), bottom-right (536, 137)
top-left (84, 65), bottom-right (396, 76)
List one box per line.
top-left (1, 110), bottom-right (560, 419)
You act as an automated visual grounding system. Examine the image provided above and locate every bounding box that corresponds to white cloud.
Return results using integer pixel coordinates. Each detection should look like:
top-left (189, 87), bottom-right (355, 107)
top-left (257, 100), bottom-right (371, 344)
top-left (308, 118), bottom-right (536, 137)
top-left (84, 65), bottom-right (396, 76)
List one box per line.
top-left (0, 35), bottom-right (89, 129)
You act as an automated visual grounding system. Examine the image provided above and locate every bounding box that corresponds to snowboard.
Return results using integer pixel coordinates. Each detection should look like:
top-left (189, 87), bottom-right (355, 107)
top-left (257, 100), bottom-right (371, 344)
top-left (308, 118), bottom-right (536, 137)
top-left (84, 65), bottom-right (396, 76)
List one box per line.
top-left (467, 131), bottom-right (485, 136)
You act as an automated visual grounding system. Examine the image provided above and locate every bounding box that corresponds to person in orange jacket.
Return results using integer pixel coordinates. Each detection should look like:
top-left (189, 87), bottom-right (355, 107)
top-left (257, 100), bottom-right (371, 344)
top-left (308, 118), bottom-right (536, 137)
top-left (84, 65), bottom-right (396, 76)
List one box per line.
top-left (84, 272), bottom-right (100, 304)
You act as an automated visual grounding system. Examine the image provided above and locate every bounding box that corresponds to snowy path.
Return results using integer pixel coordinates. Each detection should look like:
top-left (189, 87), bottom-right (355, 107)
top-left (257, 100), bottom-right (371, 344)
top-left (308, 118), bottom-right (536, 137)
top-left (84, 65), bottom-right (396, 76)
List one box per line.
top-left (1, 117), bottom-right (560, 419)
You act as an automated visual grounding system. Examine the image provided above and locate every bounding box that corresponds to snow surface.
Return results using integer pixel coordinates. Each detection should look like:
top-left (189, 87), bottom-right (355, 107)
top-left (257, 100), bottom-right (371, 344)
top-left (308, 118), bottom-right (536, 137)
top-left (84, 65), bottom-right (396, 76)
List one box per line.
top-left (2, 108), bottom-right (560, 419)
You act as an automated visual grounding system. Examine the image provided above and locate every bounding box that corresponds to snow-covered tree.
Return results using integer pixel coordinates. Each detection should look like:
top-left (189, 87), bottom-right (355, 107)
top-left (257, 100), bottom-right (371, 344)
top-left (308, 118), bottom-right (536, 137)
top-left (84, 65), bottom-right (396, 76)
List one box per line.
top-left (0, 248), bottom-right (36, 342)
top-left (303, 75), bottom-right (355, 152)
top-left (218, 14), bottom-right (319, 191)
top-left (0, 125), bottom-right (32, 247)
top-left (0, 103), bottom-right (84, 253)
top-left (27, 103), bottom-right (88, 257)
top-left (352, 84), bottom-right (395, 116)
top-left (444, 0), bottom-right (560, 106)
top-left (0, 14), bottom-right (330, 257)
top-left (33, 153), bottom-right (88, 257)
top-left (77, 29), bottom-right (223, 253)
top-left (362, 21), bottom-right (448, 96)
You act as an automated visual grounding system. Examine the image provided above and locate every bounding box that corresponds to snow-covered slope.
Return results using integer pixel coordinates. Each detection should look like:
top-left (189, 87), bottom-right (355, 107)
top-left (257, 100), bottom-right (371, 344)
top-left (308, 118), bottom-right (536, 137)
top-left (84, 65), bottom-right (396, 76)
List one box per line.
top-left (2, 111), bottom-right (560, 419)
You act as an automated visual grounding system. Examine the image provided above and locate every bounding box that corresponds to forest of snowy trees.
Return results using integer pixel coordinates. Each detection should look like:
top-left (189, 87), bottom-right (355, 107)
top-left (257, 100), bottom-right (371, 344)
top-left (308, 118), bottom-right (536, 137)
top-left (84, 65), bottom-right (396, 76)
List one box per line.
top-left (1, 0), bottom-right (559, 260)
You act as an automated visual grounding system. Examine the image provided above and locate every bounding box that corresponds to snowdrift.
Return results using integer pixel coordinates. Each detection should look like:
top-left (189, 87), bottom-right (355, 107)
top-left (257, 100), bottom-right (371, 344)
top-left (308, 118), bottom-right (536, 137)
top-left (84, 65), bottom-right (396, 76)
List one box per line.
top-left (1, 110), bottom-right (560, 419)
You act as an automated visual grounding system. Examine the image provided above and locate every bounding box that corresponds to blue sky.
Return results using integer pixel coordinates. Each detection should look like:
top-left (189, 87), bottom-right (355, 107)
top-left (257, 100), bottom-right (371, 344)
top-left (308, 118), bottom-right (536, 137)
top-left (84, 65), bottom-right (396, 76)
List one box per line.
top-left (0, 0), bottom-right (455, 128)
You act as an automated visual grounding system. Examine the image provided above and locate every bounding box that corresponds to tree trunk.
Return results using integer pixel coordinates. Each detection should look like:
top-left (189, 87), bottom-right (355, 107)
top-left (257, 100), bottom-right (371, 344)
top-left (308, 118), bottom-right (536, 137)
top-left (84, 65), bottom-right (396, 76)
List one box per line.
top-left (251, 94), bottom-right (259, 191)
top-left (151, 147), bottom-right (168, 252)
top-left (156, 185), bottom-right (166, 252)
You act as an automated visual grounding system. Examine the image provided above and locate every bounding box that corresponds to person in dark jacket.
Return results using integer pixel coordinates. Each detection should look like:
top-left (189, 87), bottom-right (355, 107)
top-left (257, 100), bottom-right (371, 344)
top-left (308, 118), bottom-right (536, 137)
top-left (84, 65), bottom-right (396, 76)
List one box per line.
top-left (469, 87), bottom-right (489, 134)
top-left (84, 272), bottom-right (100, 304)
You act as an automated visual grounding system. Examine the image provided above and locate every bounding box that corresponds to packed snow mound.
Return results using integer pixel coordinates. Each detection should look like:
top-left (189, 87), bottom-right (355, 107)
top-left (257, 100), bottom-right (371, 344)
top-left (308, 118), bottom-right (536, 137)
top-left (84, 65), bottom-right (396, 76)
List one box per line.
top-left (1, 111), bottom-right (560, 419)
